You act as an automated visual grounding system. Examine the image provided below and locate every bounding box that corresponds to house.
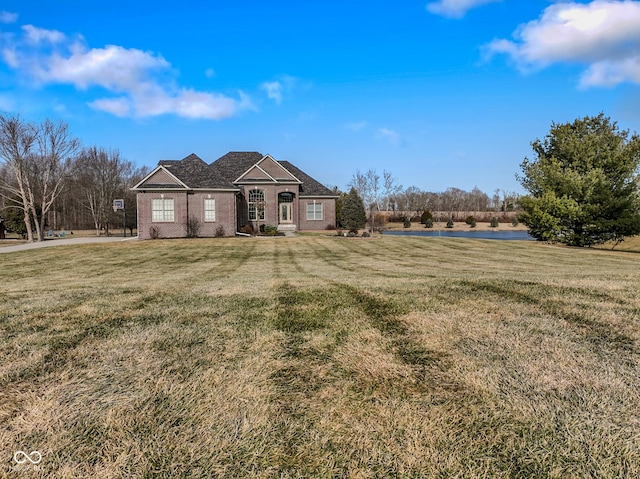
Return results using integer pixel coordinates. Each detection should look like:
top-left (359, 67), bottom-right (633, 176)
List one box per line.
top-left (132, 152), bottom-right (338, 239)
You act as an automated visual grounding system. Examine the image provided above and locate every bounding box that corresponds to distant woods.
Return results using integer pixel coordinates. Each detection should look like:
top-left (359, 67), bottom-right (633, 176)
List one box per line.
top-left (339, 168), bottom-right (521, 222)
top-left (0, 114), bottom-right (148, 241)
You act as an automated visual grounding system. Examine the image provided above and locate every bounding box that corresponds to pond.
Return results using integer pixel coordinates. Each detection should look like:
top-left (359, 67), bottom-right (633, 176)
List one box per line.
top-left (383, 230), bottom-right (534, 241)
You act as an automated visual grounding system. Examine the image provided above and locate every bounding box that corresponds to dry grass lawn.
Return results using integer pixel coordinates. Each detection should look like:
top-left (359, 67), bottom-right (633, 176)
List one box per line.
top-left (1, 235), bottom-right (639, 477)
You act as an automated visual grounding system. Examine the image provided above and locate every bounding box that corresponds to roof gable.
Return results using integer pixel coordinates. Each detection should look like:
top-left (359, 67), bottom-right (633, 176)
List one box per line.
top-left (234, 155), bottom-right (301, 184)
top-left (133, 165), bottom-right (188, 190)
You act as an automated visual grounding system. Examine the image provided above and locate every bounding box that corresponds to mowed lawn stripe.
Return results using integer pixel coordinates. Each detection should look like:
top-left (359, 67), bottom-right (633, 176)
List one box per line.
top-left (1, 235), bottom-right (639, 477)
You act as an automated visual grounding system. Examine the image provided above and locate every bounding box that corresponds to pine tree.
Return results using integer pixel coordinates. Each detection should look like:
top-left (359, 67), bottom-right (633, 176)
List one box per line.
top-left (519, 114), bottom-right (640, 246)
top-left (341, 187), bottom-right (367, 229)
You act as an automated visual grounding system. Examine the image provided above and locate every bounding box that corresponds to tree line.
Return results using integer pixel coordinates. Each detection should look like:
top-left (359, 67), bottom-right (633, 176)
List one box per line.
top-left (338, 169), bottom-right (520, 222)
top-left (0, 114), bottom-right (148, 241)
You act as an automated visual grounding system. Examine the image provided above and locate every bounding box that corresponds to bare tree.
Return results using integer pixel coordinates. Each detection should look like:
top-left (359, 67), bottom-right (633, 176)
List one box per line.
top-left (382, 169), bottom-right (402, 211)
top-left (0, 114), bottom-right (38, 241)
top-left (76, 147), bottom-right (132, 236)
top-left (469, 186), bottom-right (490, 212)
top-left (348, 169), bottom-right (381, 209)
top-left (30, 119), bottom-right (81, 240)
top-left (0, 115), bottom-right (81, 241)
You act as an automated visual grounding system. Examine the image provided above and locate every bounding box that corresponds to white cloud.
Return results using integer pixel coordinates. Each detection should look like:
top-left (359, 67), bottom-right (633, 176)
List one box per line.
top-left (426, 0), bottom-right (502, 18)
top-left (261, 81), bottom-right (283, 104)
top-left (22, 24), bottom-right (65, 44)
top-left (38, 44), bottom-right (170, 91)
top-left (484, 0), bottom-right (640, 87)
top-left (0, 24), bottom-right (249, 119)
top-left (88, 87), bottom-right (241, 119)
top-left (261, 75), bottom-right (299, 104)
top-left (0, 11), bottom-right (18, 24)
top-left (580, 57), bottom-right (640, 87)
top-left (87, 97), bottom-right (131, 117)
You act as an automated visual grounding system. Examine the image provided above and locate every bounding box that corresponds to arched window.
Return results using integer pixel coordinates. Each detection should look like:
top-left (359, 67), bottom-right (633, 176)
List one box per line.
top-left (248, 189), bottom-right (265, 221)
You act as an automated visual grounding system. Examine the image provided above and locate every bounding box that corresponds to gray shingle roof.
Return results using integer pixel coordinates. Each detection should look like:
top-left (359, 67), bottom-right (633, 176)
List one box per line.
top-left (278, 161), bottom-right (334, 196)
top-left (153, 152), bottom-right (335, 196)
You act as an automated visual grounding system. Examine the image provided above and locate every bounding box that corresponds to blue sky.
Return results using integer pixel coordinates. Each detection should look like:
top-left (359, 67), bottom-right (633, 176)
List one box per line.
top-left (1, 1), bottom-right (640, 194)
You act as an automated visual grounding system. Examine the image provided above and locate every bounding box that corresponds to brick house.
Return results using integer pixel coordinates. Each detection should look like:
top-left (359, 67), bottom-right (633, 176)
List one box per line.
top-left (132, 152), bottom-right (337, 239)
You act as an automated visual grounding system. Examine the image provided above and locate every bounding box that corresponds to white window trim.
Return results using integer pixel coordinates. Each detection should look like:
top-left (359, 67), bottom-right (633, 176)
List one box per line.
top-left (306, 201), bottom-right (323, 221)
top-left (152, 198), bottom-right (175, 223)
top-left (204, 198), bottom-right (216, 222)
top-left (248, 190), bottom-right (265, 221)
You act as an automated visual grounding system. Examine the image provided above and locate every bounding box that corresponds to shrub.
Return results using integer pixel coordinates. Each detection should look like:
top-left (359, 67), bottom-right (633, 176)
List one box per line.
top-left (421, 210), bottom-right (433, 224)
top-left (490, 217), bottom-right (499, 228)
top-left (264, 224), bottom-right (278, 235)
top-left (149, 226), bottom-right (159, 239)
top-left (349, 227), bottom-right (359, 235)
top-left (424, 218), bottom-right (433, 228)
top-left (325, 224), bottom-right (336, 230)
top-left (239, 224), bottom-right (254, 235)
top-left (362, 231), bottom-right (370, 238)
top-left (469, 219), bottom-right (477, 228)
top-left (465, 215), bottom-right (476, 225)
top-left (387, 213), bottom-right (405, 223)
top-left (446, 218), bottom-right (454, 228)
top-left (511, 217), bottom-right (519, 227)
top-left (403, 218), bottom-right (411, 228)
top-left (186, 215), bottom-right (201, 238)
top-left (214, 225), bottom-right (225, 237)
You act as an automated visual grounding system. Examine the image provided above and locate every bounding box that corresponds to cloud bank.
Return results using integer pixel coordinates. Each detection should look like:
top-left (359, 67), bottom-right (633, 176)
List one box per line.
top-left (426, 0), bottom-right (502, 18)
top-left (0, 23), bottom-right (250, 119)
top-left (485, 0), bottom-right (640, 87)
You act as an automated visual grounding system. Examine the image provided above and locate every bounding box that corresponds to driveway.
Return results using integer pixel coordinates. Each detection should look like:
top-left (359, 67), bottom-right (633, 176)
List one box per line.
top-left (0, 236), bottom-right (136, 254)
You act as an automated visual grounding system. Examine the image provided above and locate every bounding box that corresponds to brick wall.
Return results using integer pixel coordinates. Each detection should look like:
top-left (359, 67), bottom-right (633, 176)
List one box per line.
top-left (137, 189), bottom-right (336, 238)
top-left (297, 197), bottom-right (336, 231)
top-left (137, 191), bottom-right (237, 239)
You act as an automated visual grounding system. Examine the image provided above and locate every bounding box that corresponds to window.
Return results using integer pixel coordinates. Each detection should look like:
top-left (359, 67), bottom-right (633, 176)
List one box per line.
top-left (204, 198), bottom-right (216, 222)
top-left (306, 202), bottom-right (323, 220)
top-left (152, 198), bottom-right (174, 222)
top-left (248, 189), bottom-right (265, 221)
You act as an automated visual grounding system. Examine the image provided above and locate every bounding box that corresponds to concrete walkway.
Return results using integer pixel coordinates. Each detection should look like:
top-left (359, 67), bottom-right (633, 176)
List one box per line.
top-left (0, 236), bottom-right (136, 254)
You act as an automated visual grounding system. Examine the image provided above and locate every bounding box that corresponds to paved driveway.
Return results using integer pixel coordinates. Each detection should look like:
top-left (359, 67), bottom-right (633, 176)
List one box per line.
top-left (0, 236), bottom-right (136, 254)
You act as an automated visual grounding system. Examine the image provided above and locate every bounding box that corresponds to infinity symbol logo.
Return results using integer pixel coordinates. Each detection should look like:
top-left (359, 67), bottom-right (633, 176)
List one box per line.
top-left (13, 450), bottom-right (42, 465)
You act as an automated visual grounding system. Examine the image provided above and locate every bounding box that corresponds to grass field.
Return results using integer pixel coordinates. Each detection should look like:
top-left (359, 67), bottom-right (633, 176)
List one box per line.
top-left (1, 235), bottom-right (639, 478)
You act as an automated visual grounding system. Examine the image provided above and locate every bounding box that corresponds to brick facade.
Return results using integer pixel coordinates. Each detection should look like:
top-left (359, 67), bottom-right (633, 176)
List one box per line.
top-left (298, 197), bottom-right (337, 231)
top-left (133, 152), bottom-right (337, 238)
top-left (137, 192), bottom-right (238, 239)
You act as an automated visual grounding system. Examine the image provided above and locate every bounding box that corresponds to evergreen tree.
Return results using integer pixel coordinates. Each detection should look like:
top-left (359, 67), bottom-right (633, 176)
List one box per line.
top-left (518, 114), bottom-right (640, 246)
top-left (341, 187), bottom-right (367, 229)
top-left (333, 187), bottom-right (347, 228)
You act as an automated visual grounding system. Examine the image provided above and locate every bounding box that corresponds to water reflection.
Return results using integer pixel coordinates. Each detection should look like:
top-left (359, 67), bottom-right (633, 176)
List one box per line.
top-left (383, 230), bottom-right (533, 240)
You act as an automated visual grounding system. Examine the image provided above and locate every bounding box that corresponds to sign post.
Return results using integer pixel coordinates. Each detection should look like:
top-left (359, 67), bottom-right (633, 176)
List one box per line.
top-left (113, 199), bottom-right (125, 237)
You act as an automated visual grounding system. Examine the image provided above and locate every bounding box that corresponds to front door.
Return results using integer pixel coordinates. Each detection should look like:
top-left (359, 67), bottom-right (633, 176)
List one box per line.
top-left (280, 203), bottom-right (293, 223)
